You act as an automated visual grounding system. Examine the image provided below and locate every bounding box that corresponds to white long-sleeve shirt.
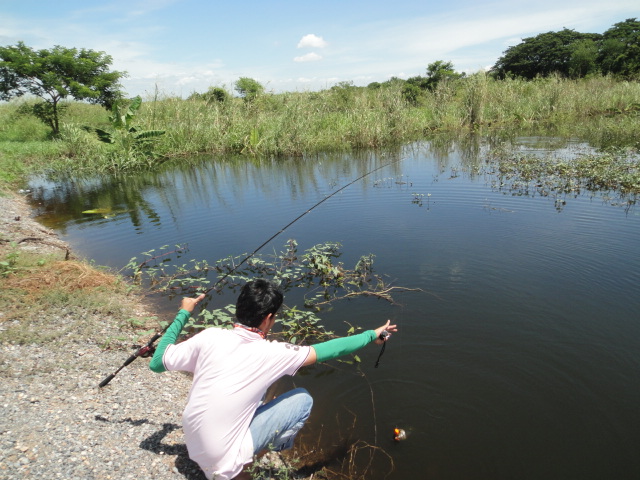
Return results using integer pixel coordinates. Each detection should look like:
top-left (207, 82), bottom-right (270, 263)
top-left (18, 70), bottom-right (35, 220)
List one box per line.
top-left (163, 326), bottom-right (310, 479)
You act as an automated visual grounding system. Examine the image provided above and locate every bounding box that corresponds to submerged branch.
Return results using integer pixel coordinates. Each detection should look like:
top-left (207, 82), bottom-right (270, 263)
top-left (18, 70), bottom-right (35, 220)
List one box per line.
top-left (310, 285), bottom-right (423, 307)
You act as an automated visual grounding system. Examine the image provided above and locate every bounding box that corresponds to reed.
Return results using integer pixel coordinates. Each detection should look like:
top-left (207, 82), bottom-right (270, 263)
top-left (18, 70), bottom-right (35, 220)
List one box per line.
top-left (0, 74), bottom-right (638, 176)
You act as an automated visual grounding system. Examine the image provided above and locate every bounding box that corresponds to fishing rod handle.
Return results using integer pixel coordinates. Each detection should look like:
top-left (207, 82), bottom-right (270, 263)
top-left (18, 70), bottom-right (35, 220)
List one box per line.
top-left (99, 374), bottom-right (116, 388)
top-left (98, 329), bottom-right (166, 388)
top-left (98, 352), bottom-right (138, 388)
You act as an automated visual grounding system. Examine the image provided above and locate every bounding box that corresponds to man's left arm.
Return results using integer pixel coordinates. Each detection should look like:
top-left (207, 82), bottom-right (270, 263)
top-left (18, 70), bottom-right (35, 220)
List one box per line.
top-left (302, 320), bottom-right (397, 366)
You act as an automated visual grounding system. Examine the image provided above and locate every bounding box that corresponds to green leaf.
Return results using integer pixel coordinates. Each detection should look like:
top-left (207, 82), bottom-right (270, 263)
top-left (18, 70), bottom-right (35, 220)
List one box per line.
top-left (135, 130), bottom-right (166, 140)
top-left (128, 95), bottom-right (142, 113)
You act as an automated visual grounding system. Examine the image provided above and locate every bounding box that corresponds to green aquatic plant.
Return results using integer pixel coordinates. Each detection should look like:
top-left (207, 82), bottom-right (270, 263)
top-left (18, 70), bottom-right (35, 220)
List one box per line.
top-left (486, 147), bottom-right (640, 209)
top-left (122, 240), bottom-right (419, 343)
top-left (0, 242), bottom-right (20, 277)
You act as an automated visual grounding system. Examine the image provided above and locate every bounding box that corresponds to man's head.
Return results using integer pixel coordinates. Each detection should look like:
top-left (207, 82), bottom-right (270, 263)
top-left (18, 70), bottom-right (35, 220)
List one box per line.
top-left (236, 279), bottom-right (283, 328)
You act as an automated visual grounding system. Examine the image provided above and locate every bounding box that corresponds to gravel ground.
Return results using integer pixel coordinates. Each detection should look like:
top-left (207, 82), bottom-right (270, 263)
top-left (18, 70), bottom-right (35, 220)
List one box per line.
top-left (1, 339), bottom-right (207, 479)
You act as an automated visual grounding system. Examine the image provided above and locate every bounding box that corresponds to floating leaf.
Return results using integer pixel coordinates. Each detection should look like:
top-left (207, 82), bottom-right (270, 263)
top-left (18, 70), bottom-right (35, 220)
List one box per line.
top-left (82, 208), bottom-right (130, 216)
top-left (82, 208), bottom-right (112, 214)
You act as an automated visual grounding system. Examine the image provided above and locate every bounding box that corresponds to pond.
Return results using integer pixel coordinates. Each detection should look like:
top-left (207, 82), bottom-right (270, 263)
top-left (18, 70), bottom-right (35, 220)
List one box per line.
top-left (29, 137), bottom-right (640, 479)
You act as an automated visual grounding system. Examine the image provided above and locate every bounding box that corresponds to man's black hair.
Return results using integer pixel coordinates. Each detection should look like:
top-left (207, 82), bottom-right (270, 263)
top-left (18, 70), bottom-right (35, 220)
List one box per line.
top-left (235, 279), bottom-right (283, 328)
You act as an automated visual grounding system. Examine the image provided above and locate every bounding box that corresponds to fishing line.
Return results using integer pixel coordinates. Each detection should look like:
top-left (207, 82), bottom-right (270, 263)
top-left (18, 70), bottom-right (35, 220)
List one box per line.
top-left (374, 340), bottom-right (387, 368)
top-left (375, 288), bottom-right (405, 368)
top-left (99, 155), bottom-right (405, 387)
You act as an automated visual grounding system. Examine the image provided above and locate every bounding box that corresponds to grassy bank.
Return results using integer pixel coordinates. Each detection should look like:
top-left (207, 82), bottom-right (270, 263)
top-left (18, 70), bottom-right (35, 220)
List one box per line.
top-left (0, 74), bottom-right (638, 181)
top-left (0, 253), bottom-right (150, 346)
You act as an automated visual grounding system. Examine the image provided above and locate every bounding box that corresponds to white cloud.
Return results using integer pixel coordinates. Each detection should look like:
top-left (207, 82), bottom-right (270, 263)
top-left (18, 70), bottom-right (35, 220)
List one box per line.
top-left (294, 52), bottom-right (323, 62)
top-left (297, 34), bottom-right (328, 49)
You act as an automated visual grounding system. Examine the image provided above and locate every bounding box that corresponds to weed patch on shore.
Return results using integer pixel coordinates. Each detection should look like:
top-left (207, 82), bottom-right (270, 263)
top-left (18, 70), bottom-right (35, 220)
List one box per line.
top-left (0, 254), bottom-right (156, 346)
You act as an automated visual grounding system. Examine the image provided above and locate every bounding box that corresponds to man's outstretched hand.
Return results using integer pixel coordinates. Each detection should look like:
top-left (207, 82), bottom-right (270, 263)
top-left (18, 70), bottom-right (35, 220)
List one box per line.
top-left (181, 293), bottom-right (205, 313)
top-left (374, 320), bottom-right (398, 345)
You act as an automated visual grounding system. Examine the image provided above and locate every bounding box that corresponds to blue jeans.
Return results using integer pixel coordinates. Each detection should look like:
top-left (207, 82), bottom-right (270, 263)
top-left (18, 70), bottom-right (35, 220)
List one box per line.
top-left (249, 387), bottom-right (313, 454)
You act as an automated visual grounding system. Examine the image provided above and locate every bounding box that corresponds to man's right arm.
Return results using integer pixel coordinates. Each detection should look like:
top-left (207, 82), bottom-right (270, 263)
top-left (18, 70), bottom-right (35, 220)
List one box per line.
top-left (149, 294), bottom-right (205, 373)
top-left (149, 309), bottom-right (191, 373)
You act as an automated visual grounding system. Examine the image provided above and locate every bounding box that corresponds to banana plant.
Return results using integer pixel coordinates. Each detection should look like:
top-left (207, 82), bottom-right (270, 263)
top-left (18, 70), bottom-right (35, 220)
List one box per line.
top-left (89, 96), bottom-right (166, 160)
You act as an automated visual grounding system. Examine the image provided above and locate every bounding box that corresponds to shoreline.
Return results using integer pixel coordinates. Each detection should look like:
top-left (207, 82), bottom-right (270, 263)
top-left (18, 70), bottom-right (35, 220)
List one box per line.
top-left (0, 192), bottom-right (70, 260)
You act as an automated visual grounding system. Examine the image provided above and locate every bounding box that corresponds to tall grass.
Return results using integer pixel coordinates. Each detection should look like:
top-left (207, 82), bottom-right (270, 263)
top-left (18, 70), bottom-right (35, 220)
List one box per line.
top-left (140, 75), bottom-right (639, 157)
top-left (0, 74), bottom-right (638, 178)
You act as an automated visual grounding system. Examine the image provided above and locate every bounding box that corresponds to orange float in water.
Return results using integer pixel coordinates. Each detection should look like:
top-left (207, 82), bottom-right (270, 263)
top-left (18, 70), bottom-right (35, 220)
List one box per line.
top-left (393, 428), bottom-right (407, 441)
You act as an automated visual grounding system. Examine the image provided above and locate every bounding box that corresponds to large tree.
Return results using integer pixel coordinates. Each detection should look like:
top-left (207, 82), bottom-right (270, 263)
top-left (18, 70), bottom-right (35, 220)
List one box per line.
top-left (568, 39), bottom-right (599, 78)
top-left (0, 41), bottom-right (126, 135)
top-left (492, 29), bottom-right (602, 79)
top-left (599, 18), bottom-right (640, 77)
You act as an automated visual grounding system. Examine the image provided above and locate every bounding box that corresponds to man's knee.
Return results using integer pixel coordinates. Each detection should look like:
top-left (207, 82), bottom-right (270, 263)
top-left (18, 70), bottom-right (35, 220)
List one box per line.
top-left (289, 387), bottom-right (313, 418)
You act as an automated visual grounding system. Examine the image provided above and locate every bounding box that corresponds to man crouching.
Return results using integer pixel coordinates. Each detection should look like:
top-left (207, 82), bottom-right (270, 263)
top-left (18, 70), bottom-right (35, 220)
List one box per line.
top-left (150, 279), bottom-right (396, 479)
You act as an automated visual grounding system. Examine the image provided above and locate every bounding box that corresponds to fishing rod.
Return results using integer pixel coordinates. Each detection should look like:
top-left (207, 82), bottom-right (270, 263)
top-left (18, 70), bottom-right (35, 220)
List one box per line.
top-left (98, 156), bottom-right (403, 387)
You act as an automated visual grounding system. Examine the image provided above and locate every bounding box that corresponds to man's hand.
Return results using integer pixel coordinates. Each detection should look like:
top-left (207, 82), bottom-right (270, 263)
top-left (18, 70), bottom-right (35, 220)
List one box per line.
top-left (180, 293), bottom-right (205, 314)
top-left (374, 320), bottom-right (398, 345)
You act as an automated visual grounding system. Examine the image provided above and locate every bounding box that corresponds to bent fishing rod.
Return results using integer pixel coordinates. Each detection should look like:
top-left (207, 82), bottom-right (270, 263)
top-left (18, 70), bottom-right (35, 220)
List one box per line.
top-left (99, 156), bottom-right (403, 388)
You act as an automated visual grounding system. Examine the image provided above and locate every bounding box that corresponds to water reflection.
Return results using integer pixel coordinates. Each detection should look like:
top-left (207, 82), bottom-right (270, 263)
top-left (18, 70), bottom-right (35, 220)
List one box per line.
top-left (31, 149), bottom-right (410, 233)
top-left (31, 133), bottom-right (601, 234)
top-left (31, 173), bottom-right (166, 233)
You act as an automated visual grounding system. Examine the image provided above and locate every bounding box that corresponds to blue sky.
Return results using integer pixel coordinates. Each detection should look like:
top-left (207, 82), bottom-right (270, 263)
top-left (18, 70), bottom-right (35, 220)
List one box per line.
top-left (2, 0), bottom-right (637, 98)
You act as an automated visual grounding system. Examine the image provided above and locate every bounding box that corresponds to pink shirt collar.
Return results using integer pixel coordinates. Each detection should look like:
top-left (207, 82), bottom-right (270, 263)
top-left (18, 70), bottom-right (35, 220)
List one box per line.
top-left (233, 323), bottom-right (266, 339)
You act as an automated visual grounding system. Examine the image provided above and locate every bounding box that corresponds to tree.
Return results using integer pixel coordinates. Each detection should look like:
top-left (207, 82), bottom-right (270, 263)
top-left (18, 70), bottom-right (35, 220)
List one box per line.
top-left (568, 39), bottom-right (599, 78)
top-left (599, 18), bottom-right (640, 77)
top-left (401, 82), bottom-right (422, 105)
top-left (492, 29), bottom-right (602, 79)
top-left (204, 86), bottom-right (229, 103)
top-left (425, 60), bottom-right (462, 90)
top-left (0, 41), bottom-right (126, 135)
top-left (189, 86), bottom-right (229, 103)
top-left (405, 75), bottom-right (429, 90)
top-left (234, 77), bottom-right (264, 102)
